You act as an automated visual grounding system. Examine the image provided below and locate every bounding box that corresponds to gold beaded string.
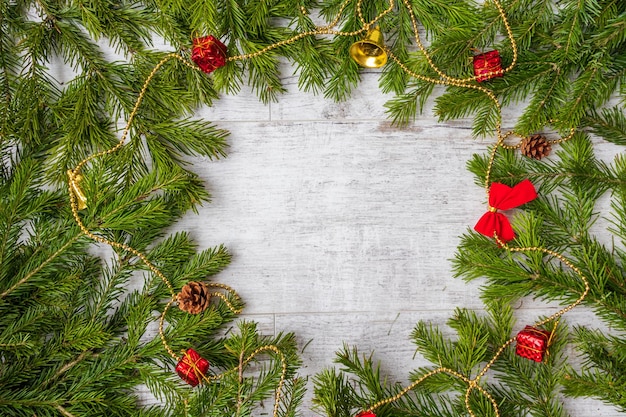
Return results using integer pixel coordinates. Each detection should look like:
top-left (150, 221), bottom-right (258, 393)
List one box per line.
top-left (387, 0), bottom-right (510, 164)
top-left (495, 237), bottom-right (591, 326)
top-left (225, 2), bottom-right (582, 415)
top-left (386, 51), bottom-right (500, 107)
top-left (67, 0), bottom-right (399, 364)
top-left (351, 1), bottom-right (586, 416)
top-left (66, 1), bottom-right (581, 415)
top-left (67, 53), bottom-right (243, 363)
top-left (393, 0), bottom-right (576, 186)
top-left (364, 367), bottom-right (497, 417)
top-left (226, 0), bottom-right (395, 62)
top-left (69, 54), bottom-right (194, 175)
top-left (484, 125), bottom-right (577, 198)
top-left (498, 126), bottom-right (577, 151)
top-left (362, 239), bottom-right (590, 417)
top-left (68, 52), bottom-right (288, 417)
top-left (398, 0), bottom-right (518, 84)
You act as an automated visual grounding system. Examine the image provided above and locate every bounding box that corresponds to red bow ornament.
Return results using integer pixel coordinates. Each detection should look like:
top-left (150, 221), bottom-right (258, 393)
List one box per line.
top-left (474, 179), bottom-right (537, 242)
top-left (191, 35), bottom-right (228, 73)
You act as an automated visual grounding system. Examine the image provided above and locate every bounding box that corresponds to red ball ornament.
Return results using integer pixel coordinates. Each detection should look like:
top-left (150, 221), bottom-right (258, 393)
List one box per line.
top-left (515, 325), bottom-right (552, 362)
top-left (191, 35), bottom-right (228, 73)
top-left (356, 412), bottom-right (376, 417)
top-left (176, 348), bottom-right (210, 386)
top-left (473, 50), bottom-right (503, 82)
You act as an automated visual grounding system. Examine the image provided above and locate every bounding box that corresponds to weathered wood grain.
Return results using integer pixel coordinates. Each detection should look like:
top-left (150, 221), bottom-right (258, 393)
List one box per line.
top-left (183, 120), bottom-right (486, 313)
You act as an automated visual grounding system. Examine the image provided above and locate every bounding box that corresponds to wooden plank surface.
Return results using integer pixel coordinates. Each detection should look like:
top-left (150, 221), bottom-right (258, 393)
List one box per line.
top-left (176, 72), bottom-right (624, 415)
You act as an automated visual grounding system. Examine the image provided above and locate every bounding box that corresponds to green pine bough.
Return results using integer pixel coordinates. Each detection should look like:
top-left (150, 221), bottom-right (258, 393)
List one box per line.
top-left (1, 0), bottom-right (625, 416)
top-left (1, 0), bottom-right (306, 415)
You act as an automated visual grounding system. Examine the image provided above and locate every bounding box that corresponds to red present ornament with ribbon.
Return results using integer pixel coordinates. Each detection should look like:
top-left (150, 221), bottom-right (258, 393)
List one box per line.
top-left (191, 35), bottom-right (228, 73)
top-left (474, 179), bottom-right (537, 242)
top-left (473, 50), bottom-right (503, 82)
top-left (176, 348), bottom-right (210, 386)
top-left (515, 325), bottom-right (552, 362)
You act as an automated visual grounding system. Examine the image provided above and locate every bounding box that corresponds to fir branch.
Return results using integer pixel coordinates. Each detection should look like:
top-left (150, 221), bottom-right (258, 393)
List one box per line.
top-left (384, 82), bottom-right (434, 125)
top-left (435, 86), bottom-right (501, 136)
top-left (514, 68), bottom-right (570, 133)
top-left (322, 10), bottom-right (363, 102)
top-left (54, 17), bottom-right (111, 73)
top-left (278, 376), bottom-right (308, 417)
top-left (583, 106), bottom-right (626, 145)
top-left (148, 118), bottom-right (229, 161)
top-left (39, 350), bottom-right (93, 390)
top-left (0, 233), bottom-right (81, 299)
top-left (411, 0), bottom-right (480, 38)
top-left (56, 404), bottom-right (79, 417)
top-left (563, 327), bottom-right (626, 412)
top-left (77, 0), bottom-right (155, 55)
top-left (0, 3), bottom-right (20, 112)
top-left (189, 0), bottom-right (219, 35)
top-left (559, 63), bottom-right (613, 128)
top-left (312, 367), bottom-right (358, 417)
top-left (291, 36), bottom-right (337, 95)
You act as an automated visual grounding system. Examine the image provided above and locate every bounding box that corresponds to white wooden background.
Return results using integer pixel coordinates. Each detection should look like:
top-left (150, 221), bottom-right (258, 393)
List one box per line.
top-left (159, 67), bottom-right (623, 417)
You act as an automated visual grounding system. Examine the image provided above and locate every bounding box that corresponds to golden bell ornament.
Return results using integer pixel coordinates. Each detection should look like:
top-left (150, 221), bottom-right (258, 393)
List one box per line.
top-left (67, 169), bottom-right (88, 210)
top-left (349, 27), bottom-right (388, 68)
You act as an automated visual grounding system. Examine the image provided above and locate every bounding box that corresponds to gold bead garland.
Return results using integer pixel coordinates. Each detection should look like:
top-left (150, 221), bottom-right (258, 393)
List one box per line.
top-left (66, 51), bottom-right (292, 415)
top-left (65, 0), bottom-right (586, 416)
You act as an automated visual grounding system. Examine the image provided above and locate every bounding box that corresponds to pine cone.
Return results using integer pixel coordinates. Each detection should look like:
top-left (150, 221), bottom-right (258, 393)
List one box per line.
top-left (177, 281), bottom-right (211, 314)
top-left (520, 134), bottom-right (551, 160)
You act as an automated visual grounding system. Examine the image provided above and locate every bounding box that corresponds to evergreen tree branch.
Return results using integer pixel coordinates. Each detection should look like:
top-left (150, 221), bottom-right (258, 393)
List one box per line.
top-left (0, 233), bottom-right (81, 299)
top-left (583, 106), bottom-right (626, 145)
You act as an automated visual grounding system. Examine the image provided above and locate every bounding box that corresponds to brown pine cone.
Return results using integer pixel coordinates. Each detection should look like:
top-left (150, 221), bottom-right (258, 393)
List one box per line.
top-left (520, 134), bottom-right (551, 160)
top-left (177, 281), bottom-right (211, 314)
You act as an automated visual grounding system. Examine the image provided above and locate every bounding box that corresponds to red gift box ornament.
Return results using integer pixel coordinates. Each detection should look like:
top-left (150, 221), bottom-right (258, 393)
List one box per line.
top-left (473, 50), bottom-right (504, 82)
top-left (474, 179), bottom-right (537, 242)
top-left (176, 348), bottom-right (210, 386)
top-left (515, 325), bottom-right (553, 362)
top-left (191, 35), bottom-right (228, 73)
